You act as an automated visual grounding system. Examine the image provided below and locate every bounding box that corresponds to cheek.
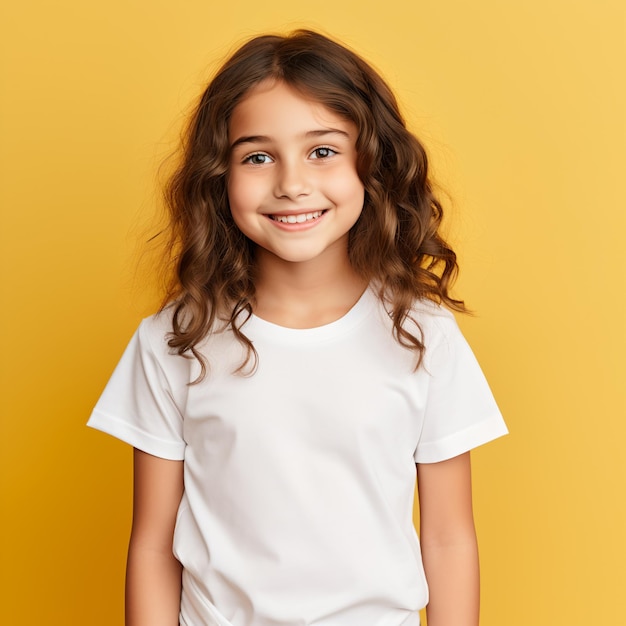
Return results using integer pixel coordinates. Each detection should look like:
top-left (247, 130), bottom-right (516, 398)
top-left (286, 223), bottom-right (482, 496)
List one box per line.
top-left (227, 174), bottom-right (255, 219)
top-left (328, 168), bottom-right (365, 207)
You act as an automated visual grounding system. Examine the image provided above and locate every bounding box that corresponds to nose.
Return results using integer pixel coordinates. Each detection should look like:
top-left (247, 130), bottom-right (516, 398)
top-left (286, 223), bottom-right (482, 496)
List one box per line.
top-left (273, 159), bottom-right (312, 200)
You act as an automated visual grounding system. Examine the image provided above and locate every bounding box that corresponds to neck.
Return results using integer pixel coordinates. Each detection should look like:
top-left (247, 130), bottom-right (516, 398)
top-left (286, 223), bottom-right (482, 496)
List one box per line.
top-left (252, 246), bottom-right (367, 329)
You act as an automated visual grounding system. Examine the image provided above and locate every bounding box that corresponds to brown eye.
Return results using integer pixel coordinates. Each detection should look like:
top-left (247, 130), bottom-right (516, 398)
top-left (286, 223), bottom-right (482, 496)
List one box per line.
top-left (310, 147), bottom-right (336, 159)
top-left (243, 153), bottom-right (272, 165)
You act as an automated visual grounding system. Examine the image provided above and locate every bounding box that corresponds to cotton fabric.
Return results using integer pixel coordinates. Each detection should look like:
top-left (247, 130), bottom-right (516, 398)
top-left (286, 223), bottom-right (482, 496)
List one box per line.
top-left (88, 287), bottom-right (507, 625)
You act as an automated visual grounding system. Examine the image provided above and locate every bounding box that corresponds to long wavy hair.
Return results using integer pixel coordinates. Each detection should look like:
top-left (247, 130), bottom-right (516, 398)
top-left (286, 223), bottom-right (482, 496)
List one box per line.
top-left (163, 29), bottom-right (465, 379)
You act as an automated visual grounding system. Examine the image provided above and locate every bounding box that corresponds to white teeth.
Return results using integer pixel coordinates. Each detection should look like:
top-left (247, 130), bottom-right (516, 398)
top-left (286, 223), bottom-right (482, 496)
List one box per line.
top-left (273, 210), bottom-right (323, 224)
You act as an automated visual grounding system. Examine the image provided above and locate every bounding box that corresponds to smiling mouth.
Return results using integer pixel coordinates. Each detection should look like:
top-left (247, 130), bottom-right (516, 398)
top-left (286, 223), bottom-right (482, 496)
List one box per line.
top-left (269, 210), bottom-right (326, 224)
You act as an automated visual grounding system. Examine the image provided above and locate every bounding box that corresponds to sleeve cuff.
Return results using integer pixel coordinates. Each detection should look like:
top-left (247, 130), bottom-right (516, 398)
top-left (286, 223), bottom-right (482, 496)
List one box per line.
top-left (87, 411), bottom-right (186, 461)
top-left (414, 414), bottom-right (508, 464)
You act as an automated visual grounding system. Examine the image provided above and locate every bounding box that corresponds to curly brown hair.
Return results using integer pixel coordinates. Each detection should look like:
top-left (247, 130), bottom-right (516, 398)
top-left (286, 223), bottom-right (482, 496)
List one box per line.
top-left (163, 29), bottom-right (465, 379)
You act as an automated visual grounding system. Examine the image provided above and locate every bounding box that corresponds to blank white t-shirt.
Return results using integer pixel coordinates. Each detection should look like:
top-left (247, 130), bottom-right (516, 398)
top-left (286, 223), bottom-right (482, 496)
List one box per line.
top-left (88, 287), bottom-right (507, 626)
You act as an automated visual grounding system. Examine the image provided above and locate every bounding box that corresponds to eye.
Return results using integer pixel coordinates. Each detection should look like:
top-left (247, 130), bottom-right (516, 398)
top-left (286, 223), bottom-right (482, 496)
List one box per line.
top-left (243, 153), bottom-right (273, 165)
top-left (310, 146), bottom-right (337, 159)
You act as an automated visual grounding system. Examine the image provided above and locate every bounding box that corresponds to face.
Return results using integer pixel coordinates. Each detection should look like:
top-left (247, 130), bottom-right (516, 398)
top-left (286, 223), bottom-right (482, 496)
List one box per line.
top-left (227, 80), bottom-right (364, 269)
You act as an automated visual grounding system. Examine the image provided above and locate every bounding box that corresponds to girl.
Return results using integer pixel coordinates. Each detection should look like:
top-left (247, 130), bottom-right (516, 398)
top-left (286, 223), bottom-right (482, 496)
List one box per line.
top-left (89, 29), bottom-right (507, 626)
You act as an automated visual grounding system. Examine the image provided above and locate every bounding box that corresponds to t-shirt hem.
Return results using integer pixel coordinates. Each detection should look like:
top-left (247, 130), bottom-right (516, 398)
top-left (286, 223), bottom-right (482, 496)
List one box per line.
top-left (414, 414), bottom-right (508, 464)
top-left (87, 411), bottom-right (186, 460)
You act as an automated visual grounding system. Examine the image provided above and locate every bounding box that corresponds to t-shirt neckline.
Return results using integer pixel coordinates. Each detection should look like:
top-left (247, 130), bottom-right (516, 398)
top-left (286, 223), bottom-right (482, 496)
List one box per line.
top-left (244, 286), bottom-right (376, 344)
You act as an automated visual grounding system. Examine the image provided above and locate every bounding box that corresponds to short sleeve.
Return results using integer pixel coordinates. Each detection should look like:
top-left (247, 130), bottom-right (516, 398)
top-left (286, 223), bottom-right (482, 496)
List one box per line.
top-left (414, 316), bottom-right (508, 463)
top-left (87, 318), bottom-right (187, 460)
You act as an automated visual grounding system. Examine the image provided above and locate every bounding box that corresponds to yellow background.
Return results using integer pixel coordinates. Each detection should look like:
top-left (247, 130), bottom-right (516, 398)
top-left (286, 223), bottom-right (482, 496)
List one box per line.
top-left (1, 1), bottom-right (624, 624)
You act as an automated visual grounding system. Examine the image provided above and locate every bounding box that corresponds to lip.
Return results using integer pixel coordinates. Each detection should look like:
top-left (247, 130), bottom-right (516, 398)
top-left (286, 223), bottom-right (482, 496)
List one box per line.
top-left (264, 209), bottom-right (328, 231)
top-left (265, 208), bottom-right (324, 216)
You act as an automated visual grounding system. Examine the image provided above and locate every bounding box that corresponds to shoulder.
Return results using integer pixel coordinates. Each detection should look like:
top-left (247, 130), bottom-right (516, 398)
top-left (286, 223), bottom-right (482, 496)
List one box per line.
top-left (136, 304), bottom-right (241, 382)
top-left (405, 297), bottom-right (461, 347)
top-left (132, 306), bottom-right (196, 384)
top-left (125, 307), bottom-right (177, 369)
top-left (369, 285), bottom-right (462, 348)
top-left (136, 306), bottom-right (176, 352)
top-left (410, 297), bottom-right (456, 323)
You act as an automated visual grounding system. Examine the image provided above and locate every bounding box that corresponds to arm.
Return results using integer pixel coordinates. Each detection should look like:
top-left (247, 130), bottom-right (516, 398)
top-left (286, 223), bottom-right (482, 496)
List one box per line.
top-left (126, 448), bottom-right (184, 626)
top-left (417, 452), bottom-right (479, 626)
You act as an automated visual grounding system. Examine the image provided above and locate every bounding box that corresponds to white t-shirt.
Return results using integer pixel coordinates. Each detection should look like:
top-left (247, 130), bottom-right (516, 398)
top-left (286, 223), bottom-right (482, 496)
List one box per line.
top-left (88, 287), bottom-right (507, 626)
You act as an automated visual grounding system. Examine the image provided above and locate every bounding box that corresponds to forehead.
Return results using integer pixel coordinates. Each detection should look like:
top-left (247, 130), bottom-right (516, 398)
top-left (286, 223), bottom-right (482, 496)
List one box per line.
top-left (228, 80), bottom-right (355, 141)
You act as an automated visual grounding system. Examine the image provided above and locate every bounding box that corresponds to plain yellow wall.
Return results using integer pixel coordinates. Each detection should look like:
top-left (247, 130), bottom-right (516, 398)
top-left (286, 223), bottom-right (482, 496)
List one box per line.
top-left (1, 1), bottom-right (624, 624)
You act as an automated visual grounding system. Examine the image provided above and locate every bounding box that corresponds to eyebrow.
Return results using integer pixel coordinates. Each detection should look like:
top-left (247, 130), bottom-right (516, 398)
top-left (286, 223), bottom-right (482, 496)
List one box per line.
top-left (230, 128), bottom-right (351, 150)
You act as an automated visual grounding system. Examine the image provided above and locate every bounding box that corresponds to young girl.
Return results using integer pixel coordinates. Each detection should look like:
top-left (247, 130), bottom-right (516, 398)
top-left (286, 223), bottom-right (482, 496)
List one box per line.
top-left (88, 29), bottom-right (507, 626)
